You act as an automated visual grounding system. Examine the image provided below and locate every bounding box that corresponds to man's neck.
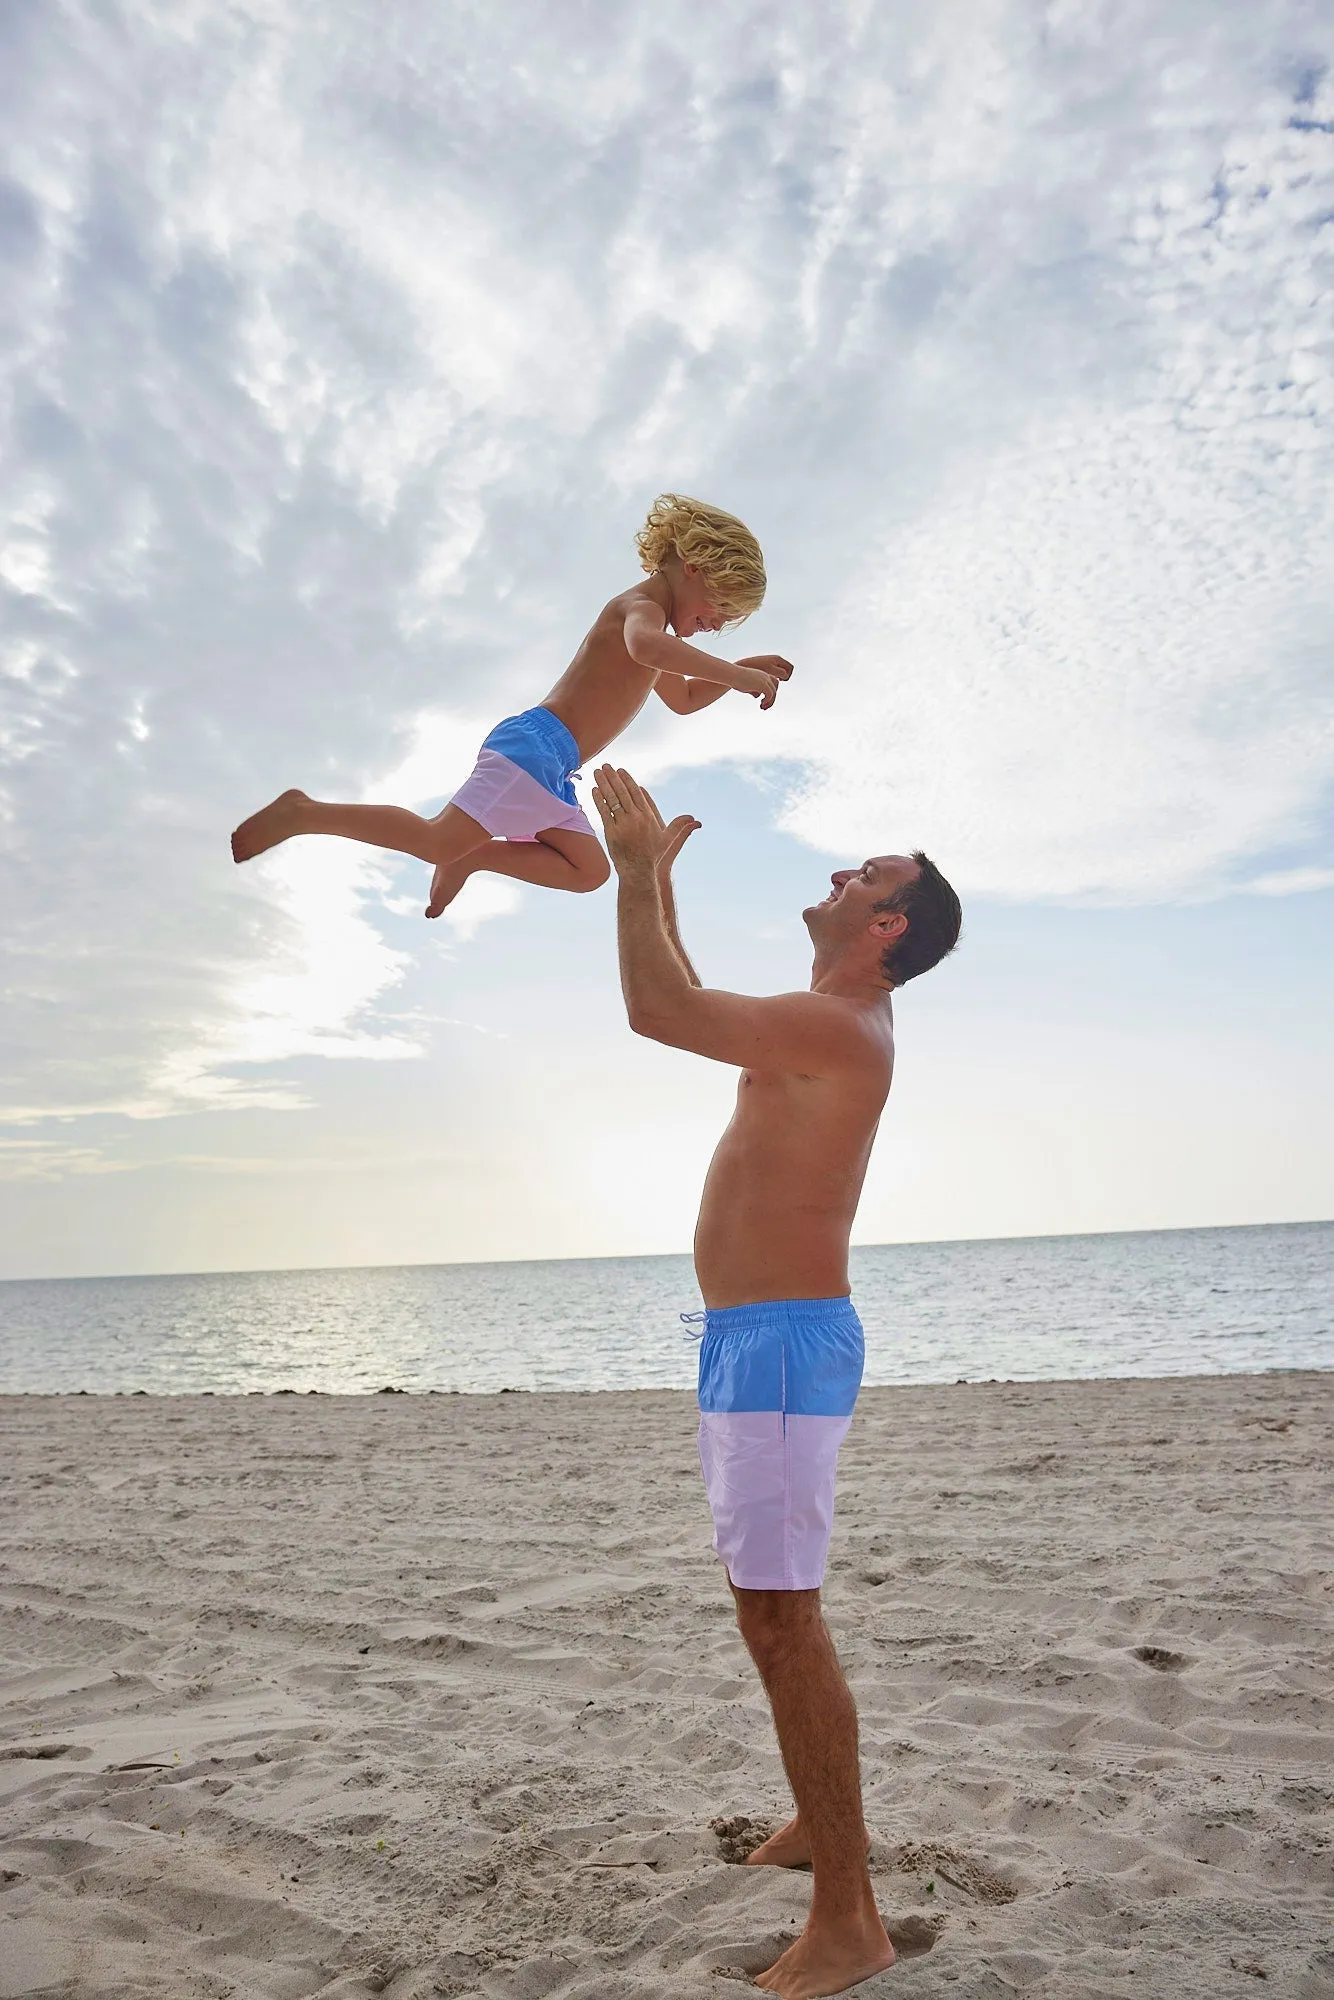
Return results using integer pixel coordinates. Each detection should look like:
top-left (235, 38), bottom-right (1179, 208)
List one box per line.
top-left (809, 950), bottom-right (894, 1010)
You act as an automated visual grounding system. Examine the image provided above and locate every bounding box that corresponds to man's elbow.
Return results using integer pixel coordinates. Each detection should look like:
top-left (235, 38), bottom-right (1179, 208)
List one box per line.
top-left (626, 1002), bottom-right (683, 1045)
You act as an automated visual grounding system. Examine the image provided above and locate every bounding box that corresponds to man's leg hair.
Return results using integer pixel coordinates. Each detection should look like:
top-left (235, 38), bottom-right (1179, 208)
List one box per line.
top-left (732, 1586), bottom-right (894, 1996)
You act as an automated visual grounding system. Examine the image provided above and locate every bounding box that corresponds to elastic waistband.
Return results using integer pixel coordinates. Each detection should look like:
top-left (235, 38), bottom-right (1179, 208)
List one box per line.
top-left (531, 704), bottom-right (581, 764)
top-left (701, 1295), bottom-right (857, 1332)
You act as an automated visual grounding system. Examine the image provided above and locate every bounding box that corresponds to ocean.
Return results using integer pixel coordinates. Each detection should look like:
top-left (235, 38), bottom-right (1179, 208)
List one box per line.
top-left (0, 1220), bottom-right (1329, 1396)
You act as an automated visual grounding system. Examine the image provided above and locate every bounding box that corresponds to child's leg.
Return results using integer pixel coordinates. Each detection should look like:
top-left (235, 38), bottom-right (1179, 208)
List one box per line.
top-left (231, 791), bottom-right (489, 870)
top-left (426, 827), bottom-right (610, 918)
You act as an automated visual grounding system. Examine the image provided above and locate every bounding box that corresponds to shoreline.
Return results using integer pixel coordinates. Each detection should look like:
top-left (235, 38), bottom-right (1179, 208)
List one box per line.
top-left (2, 1372), bottom-right (1331, 1995)
top-left (2, 1361), bottom-right (1331, 1400)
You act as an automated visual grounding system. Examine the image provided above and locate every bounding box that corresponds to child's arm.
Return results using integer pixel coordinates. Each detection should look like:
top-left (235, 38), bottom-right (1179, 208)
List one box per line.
top-left (653, 676), bottom-right (730, 715)
top-left (624, 599), bottom-right (792, 710)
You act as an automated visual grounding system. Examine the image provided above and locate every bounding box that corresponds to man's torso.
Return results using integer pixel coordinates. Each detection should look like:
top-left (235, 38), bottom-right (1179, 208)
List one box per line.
top-left (693, 1024), bottom-right (893, 1308)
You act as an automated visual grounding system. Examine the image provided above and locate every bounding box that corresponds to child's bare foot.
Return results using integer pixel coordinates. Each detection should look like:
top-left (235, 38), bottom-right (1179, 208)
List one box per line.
top-left (231, 790), bottom-right (311, 863)
top-left (425, 857), bottom-right (472, 919)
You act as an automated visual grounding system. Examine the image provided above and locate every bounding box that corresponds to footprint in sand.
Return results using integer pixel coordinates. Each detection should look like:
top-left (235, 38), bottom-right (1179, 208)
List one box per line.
top-left (710, 1813), bottom-right (777, 1863)
top-left (1132, 1644), bottom-right (1191, 1672)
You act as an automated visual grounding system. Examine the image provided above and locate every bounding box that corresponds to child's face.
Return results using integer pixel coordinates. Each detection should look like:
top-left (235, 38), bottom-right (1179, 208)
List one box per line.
top-left (670, 563), bottom-right (725, 639)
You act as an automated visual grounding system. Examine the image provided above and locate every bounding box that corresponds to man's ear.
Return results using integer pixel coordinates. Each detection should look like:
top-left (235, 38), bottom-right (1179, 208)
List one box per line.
top-left (869, 910), bottom-right (907, 945)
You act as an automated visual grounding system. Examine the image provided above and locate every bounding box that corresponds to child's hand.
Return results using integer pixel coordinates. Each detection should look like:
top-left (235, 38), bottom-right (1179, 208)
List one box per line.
top-left (734, 655), bottom-right (795, 710)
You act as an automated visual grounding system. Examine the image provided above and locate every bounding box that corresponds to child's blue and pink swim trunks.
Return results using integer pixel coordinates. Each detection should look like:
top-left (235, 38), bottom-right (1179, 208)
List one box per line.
top-left (449, 706), bottom-right (597, 844)
top-left (695, 1295), bottom-right (864, 1591)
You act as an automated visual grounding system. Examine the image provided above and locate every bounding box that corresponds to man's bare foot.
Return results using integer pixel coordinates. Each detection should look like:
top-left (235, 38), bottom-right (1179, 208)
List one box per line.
top-left (754, 1916), bottom-right (895, 1997)
top-left (231, 790), bottom-right (311, 863)
top-left (425, 857), bottom-right (472, 919)
top-left (746, 1816), bottom-right (871, 1870)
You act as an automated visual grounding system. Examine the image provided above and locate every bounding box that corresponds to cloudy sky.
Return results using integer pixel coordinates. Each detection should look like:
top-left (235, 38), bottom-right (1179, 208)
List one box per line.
top-left (2, 0), bottom-right (1332, 1279)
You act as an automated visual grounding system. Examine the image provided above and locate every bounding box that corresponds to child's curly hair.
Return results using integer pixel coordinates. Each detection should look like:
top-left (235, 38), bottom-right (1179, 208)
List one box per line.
top-left (635, 494), bottom-right (766, 624)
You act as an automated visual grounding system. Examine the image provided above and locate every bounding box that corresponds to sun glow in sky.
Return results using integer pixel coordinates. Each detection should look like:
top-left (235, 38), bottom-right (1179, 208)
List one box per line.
top-left (1, 2), bottom-right (1332, 1277)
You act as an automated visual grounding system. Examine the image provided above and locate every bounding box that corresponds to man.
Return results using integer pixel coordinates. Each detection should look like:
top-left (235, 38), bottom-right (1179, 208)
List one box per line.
top-left (590, 764), bottom-right (962, 2000)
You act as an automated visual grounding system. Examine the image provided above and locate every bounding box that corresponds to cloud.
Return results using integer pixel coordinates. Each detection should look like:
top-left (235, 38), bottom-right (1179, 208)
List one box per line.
top-left (1244, 865), bottom-right (1334, 896)
top-left (775, 392), bottom-right (1334, 901)
top-left (1, 0), bottom-right (1331, 1140)
top-left (789, 65), bottom-right (1334, 898)
top-left (0, 1137), bottom-right (136, 1182)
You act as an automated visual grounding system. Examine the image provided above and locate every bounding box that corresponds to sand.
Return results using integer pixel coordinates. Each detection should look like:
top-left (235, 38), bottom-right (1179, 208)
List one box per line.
top-left (1, 1373), bottom-right (1332, 1998)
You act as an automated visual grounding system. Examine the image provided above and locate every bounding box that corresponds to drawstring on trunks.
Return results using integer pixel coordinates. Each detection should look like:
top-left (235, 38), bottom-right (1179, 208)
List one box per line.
top-left (680, 1310), bottom-right (707, 1343)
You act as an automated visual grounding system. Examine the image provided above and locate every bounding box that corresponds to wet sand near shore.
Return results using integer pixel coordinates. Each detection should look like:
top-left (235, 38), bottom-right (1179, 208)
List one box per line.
top-left (1, 1374), bottom-right (1332, 1998)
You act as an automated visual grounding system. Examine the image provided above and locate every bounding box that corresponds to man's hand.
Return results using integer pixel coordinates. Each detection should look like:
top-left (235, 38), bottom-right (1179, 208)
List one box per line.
top-left (592, 766), bottom-right (700, 882)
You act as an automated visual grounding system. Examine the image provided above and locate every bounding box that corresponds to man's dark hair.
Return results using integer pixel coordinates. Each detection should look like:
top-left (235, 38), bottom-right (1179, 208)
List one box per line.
top-left (874, 852), bottom-right (962, 986)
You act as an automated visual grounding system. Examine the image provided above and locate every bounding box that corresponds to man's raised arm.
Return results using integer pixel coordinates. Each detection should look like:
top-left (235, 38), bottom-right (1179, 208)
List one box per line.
top-left (592, 766), bottom-right (870, 1075)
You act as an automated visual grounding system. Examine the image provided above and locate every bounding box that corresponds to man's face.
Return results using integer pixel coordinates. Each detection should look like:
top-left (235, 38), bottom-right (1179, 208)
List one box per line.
top-left (804, 854), bottom-right (919, 946)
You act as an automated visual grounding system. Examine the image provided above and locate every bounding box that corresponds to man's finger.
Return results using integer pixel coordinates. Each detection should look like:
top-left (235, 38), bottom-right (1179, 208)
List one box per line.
top-left (660, 815), bottom-right (700, 864)
top-left (594, 763), bottom-right (634, 814)
top-left (590, 783), bottom-right (616, 828)
top-left (593, 762), bottom-right (627, 808)
top-left (775, 658), bottom-right (795, 680)
top-left (615, 768), bottom-right (650, 813)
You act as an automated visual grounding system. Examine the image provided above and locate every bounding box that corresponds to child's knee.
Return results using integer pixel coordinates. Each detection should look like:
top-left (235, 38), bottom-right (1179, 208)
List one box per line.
top-left (579, 847), bottom-right (612, 891)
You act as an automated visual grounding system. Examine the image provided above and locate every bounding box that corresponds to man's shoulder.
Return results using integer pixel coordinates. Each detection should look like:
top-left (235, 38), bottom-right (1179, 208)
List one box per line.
top-left (758, 988), bottom-right (894, 1071)
top-left (783, 986), bottom-right (891, 1028)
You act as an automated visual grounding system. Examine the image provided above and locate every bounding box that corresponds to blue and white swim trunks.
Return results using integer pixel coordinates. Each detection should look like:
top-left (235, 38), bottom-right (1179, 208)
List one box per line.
top-left (695, 1296), bottom-right (865, 1591)
top-left (449, 705), bottom-right (597, 844)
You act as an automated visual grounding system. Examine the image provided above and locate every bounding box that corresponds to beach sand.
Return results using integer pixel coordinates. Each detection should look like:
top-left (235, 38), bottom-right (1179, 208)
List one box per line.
top-left (1, 1373), bottom-right (1331, 1998)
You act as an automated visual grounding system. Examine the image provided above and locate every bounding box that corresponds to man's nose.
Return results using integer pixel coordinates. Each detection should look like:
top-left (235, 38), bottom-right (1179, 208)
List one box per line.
top-left (831, 869), bottom-right (851, 887)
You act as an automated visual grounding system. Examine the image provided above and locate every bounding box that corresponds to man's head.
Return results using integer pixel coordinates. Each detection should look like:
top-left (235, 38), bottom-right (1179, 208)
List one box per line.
top-left (636, 492), bottom-right (766, 634)
top-left (804, 852), bottom-right (962, 988)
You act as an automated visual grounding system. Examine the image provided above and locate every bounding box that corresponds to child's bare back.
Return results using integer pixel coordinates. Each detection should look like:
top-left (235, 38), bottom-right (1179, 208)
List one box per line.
top-left (230, 494), bottom-right (791, 922)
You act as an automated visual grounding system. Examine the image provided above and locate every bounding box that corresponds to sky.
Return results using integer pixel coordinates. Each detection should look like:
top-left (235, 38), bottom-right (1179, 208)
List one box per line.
top-left (1, 0), bottom-right (1332, 1280)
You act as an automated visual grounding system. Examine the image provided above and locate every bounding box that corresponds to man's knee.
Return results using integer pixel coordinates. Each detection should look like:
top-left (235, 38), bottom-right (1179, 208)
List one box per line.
top-left (732, 1585), bottom-right (823, 1676)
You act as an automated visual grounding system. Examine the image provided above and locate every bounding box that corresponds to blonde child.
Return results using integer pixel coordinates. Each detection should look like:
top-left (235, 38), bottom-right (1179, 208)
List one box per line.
top-left (231, 494), bottom-right (791, 917)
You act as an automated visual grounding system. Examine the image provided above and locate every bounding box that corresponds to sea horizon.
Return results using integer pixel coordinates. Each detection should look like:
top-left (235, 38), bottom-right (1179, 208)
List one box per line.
top-left (4, 1211), bottom-right (1330, 1290)
top-left (1, 1218), bottom-right (1329, 1399)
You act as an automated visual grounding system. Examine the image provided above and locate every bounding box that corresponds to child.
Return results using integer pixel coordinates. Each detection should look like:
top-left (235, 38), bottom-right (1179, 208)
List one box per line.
top-left (230, 494), bottom-right (792, 918)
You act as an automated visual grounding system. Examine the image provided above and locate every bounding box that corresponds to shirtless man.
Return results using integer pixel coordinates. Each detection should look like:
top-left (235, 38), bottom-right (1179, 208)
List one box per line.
top-left (590, 765), bottom-right (962, 2000)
